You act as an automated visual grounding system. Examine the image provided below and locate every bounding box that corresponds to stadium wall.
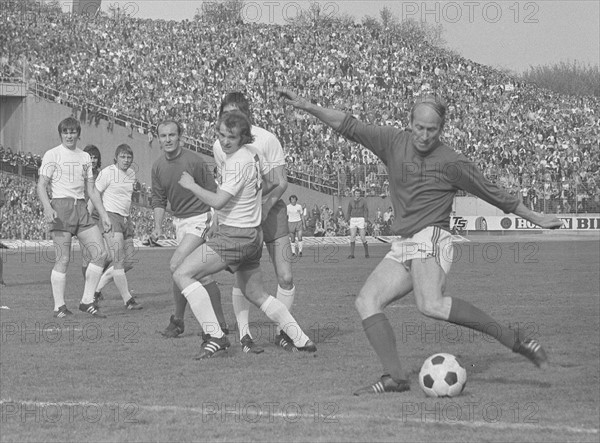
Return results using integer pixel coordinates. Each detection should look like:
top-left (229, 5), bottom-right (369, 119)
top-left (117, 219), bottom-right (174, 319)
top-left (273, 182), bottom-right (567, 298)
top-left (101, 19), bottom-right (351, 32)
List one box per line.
top-left (1, 96), bottom-right (174, 186)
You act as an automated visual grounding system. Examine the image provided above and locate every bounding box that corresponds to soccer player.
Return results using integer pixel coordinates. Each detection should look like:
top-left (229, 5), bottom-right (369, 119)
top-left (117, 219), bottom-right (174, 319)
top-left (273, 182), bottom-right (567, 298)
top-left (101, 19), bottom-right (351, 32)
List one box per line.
top-left (346, 189), bottom-right (369, 259)
top-left (287, 195), bottom-right (305, 257)
top-left (81, 145), bottom-right (106, 298)
top-left (172, 110), bottom-right (316, 359)
top-left (277, 88), bottom-right (562, 395)
top-left (37, 117), bottom-right (112, 318)
top-left (151, 120), bottom-right (227, 338)
top-left (213, 92), bottom-right (299, 354)
top-left (89, 144), bottom-right (141, 310)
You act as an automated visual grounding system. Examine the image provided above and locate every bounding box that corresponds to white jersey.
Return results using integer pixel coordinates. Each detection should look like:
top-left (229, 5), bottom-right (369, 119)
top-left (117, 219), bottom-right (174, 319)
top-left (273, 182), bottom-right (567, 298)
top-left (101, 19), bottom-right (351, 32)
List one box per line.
top-left (213, 125), bottom-right (285, 201)
top-left (287, 203), bottom-right (303, 223)
top-left (217, 145), bottom-right (263, 228)
top-left (39, 144), bottom-right (92, 199)
top-left (95, 164), bottom-right (136, 216)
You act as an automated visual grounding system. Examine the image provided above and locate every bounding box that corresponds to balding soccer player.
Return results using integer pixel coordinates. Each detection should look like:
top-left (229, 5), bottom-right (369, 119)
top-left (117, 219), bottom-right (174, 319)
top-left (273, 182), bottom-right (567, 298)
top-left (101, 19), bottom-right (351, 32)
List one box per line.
top-left (278, 87), bottom-right (562, 396)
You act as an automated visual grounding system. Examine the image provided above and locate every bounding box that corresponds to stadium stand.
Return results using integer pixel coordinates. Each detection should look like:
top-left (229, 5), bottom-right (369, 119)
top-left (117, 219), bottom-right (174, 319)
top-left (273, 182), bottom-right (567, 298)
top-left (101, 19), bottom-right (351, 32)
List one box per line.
top-left (1, 2), bottom-right (598, 240)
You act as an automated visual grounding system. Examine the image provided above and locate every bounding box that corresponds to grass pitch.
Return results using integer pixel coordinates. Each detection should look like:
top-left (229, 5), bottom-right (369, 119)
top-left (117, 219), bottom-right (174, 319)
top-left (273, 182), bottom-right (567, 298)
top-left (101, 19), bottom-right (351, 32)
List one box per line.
top-left (0, 237), bottom-right (598, 442)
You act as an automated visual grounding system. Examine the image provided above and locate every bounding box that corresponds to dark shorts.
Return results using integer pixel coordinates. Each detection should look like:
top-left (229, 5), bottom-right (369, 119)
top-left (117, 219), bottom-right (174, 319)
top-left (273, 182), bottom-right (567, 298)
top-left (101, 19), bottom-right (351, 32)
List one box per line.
top-left (261, 199), bottom-right (288, 244)
top-left (99, 212), bottom-right (134, 240)
top-left (288, 220), bottom-right (303, 235)
top-left (50, 198), bottom-right (96, 235)
top-left (206, 225), bottom-right (263, 273)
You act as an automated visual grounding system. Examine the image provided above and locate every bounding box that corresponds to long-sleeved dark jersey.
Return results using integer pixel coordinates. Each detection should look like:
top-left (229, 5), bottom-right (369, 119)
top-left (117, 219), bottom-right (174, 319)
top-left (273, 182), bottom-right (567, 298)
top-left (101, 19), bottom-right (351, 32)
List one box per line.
top-left (337, 114), bottom-right (520, 237)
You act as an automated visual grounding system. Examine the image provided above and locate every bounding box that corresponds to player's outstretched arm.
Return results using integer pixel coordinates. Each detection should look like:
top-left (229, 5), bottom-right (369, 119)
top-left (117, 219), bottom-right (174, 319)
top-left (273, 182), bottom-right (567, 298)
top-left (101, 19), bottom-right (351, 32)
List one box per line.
top-left (276, 87), bottom-right (347, 131)
top-left (512, 202), bottom-right (563, 229)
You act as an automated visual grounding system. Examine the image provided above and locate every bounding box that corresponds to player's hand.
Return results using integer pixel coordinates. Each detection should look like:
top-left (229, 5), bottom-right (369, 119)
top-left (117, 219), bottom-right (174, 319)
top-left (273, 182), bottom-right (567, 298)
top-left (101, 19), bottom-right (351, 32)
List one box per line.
top-left (536, 214), bottom-right (563, 229)
top-left (179, 171), bottom-right (196, 190)
top-left (43, 207), bottom-right (57, 223)
top-left (101, 215), bottom-right (112, 233)
top-left (276, 87), bottom-right (305, 109)
top-left (150, 228), bottom-right (161, 242)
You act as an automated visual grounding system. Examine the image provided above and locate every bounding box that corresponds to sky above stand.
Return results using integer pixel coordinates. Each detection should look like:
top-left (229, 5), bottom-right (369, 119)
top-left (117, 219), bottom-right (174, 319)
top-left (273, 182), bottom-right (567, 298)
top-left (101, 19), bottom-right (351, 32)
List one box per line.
top-left (95, 0), bottom-right (599, 74)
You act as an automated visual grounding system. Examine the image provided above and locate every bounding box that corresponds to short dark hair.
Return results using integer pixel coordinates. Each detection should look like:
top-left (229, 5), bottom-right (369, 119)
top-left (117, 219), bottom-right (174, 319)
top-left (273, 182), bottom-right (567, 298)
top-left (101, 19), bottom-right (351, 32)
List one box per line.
top-left (289, 195), bottom-right (298, 202)
top-left (216, 110), bottom-right (255, 146)
top-left (83, 144), bottom-right (101, 169)
top-left (219, 92), bottom-right (252, 122)
top-left (58, 117), bottom-right (81, 137)
top-left (157, 120), bottom-right (183, 136)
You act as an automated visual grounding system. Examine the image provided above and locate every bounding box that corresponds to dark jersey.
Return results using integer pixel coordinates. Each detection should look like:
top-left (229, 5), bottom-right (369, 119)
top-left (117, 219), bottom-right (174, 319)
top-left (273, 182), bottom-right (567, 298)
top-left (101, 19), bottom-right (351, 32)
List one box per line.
top-left (337, 114), bottom-right (520, 237)
top-left (151, 148), bottom-right (216, 219)
top-left (347, 198), bottom-right (369, 220)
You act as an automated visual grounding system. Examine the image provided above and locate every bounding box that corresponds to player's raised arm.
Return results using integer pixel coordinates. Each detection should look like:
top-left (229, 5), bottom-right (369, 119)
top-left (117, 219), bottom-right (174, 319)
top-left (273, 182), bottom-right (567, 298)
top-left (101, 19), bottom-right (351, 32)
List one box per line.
top-left (276, 87), bottom-right (346, 131)
top-left (512, 202), bottom-right (563, 229)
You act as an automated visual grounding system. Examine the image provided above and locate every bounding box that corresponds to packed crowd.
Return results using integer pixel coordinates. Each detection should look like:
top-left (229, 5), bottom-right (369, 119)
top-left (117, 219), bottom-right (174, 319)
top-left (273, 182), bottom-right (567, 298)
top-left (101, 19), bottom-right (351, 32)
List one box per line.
top-left (1, 3), bottom-right (598, 216)
top-left (0, 172), bottom-right (175, 241)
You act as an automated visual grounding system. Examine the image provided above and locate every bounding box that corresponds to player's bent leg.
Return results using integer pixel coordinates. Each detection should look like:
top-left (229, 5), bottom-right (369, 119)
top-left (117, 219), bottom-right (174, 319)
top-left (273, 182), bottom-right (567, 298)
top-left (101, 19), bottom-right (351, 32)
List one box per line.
top-left (104, 232), bottom-right (140, 310)
top-left (174, 245), bottom-right (230, 359)
top-left (410, 258), bottom-right (450, 320)
top-left (168, 234), bottom-right (206, 323)
top-left (354, 258), bottom-right (413, 393)
top-left (267, 239), bottom-right (297, 350)
top-left (412, 258), bottom-right (547, 367)
top-left (240, 267), bottom-right (315, 352)
top-left (198, 274), bottom-right (228, 335)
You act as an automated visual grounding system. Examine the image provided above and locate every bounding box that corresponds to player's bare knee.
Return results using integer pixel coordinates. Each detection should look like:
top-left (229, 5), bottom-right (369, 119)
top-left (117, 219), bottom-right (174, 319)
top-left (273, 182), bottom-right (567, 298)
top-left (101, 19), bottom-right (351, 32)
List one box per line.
top-left (416, 298), bottom-right (446, 320)
top-left (355, 292), bottom-right (377, 316)
top-left (277, 272), bottom-right (293, 290)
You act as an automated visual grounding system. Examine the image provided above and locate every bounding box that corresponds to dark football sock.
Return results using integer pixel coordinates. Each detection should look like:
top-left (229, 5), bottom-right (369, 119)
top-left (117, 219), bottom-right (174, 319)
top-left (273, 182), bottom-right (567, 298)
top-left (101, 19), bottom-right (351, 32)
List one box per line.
top-left (350, 242), bottom-right (355, 256)
top-left (448, 297), bottom-right (518, 350)
top-left (362, 313), bottom-right (406, 381)
top-left (205, 281), bottom-right (227, 331)
top-left (363, 241), bottom-right (369, 257)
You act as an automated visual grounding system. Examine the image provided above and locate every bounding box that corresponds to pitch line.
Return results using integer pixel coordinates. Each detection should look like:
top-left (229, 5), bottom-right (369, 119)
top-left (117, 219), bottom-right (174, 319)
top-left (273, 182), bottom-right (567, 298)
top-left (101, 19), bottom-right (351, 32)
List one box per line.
top-left (1, 399), bottom-right (597, 436)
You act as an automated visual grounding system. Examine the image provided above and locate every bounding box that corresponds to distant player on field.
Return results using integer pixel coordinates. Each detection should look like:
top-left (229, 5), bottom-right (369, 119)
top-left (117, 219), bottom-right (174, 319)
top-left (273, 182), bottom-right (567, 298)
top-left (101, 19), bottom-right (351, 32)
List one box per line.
top-left (213, 92), bottom-right (299, 354)
top-left (278, 88), bottom-right (562, 395)
top-left (151, 120), bottom-right (227, 338)
top-left (89, 144), bottom-right (141, 310)
top-left (173, 110), bottom-right (316, 358)
top-left (37, 117), bottom-right (112, 318)
top-left (346, 189), bottom-right (369, 259)
top-left (287, 195), bottom-right (305, 257)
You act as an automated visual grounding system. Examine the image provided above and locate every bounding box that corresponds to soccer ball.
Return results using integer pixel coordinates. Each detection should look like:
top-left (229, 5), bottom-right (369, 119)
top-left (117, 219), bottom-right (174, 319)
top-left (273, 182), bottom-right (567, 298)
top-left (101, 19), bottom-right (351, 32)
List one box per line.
top-left (418, 353), bottom-right (467, 397)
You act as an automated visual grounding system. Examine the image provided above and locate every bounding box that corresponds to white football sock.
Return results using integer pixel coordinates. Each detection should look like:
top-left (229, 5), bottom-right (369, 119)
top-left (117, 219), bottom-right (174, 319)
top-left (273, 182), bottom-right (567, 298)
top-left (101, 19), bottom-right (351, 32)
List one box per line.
top-left (232, 287), bottom-right (251, 339)
top-left (113, 268), bottom-right (132, 303)
top-left (182, 281), bottom-right (224, 338)
top-left (259, 295), bottom-right (309, 347)
top-left (276, 285), bottom-right (295, 311)
top-left (81, 263), bottom-right (103, 304)
top-left (51, 270), bottom-right (66, 310)
top-left (96, 265), bottom-right (114, 292)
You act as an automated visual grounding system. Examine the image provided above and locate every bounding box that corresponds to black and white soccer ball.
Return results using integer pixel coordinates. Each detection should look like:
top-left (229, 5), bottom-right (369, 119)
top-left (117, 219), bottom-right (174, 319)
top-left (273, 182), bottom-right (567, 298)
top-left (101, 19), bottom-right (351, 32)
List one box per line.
top-left (419, 353), bottom-right (467, 397)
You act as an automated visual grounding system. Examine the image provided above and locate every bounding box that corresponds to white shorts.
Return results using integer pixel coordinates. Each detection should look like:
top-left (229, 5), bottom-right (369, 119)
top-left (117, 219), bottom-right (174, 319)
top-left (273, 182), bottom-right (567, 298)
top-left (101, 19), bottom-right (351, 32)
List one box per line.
top-left (173, 213), bottom-right (211, 244)
top-left (384, 226), bottom-right (455, 274)
top-left (349, 217), bottom-right (366, 230)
